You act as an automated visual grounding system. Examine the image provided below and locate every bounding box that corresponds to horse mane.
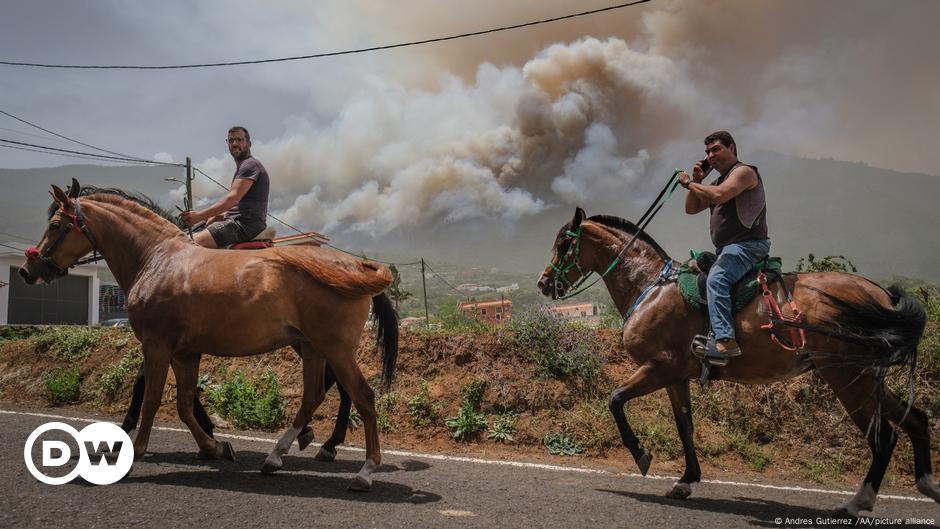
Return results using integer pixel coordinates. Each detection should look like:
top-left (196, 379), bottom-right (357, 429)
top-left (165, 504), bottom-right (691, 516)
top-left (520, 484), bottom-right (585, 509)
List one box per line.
top-left (586, 215), bottom-right (670, 260)
top-left (48, 186), bottom-right (184, 229)
top-left (270, 247), bottom-right (393, 298)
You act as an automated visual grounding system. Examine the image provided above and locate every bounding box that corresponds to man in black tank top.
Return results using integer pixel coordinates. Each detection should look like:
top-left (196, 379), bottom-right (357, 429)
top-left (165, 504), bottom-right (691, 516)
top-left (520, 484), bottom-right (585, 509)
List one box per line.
top-left (677, 131), bottom-right (771, 363)
top-left (180, 126), bottom-right (270, 248)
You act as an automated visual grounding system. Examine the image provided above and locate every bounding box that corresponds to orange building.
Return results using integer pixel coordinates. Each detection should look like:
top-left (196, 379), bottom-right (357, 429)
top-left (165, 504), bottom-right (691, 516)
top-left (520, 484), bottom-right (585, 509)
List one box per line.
top-left (458, 298), bottom-right (512, 324)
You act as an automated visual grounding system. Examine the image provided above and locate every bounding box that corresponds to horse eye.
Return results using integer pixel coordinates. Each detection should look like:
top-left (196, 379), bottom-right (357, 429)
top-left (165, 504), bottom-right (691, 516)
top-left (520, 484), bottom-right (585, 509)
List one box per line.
top-left (50, 222), bottom-right (60, 230)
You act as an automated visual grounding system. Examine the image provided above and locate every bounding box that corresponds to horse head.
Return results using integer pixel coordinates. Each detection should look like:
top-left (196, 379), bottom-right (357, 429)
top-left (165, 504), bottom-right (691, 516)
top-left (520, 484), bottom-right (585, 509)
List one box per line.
top-left (537, 206), bottom-right (589, 299)
top-left (19, 178), bottom-right (97, 285)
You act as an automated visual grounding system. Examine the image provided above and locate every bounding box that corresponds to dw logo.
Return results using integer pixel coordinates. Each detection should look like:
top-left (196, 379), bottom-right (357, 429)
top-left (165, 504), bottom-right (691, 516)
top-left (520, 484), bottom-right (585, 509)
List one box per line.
top-left (23, 421), bottom-right (134, 485)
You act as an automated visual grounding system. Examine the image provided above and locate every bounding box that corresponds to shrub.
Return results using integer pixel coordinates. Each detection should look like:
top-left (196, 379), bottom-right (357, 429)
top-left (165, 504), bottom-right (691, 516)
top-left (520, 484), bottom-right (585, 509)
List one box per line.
top-left (446, 378), bottom-right (488, 440)
top-left (347, 407), bottom-right (362, 430)
top-left (445, 406), bottom-right (488, 440)
top-left (43, 367), bottom-right (81, 405)
top-left (0, 327), bottom-right (25, 343)
top-left (95, 348), bottom-right (142, 402)
top-left (437, 296), bottom-right (493, 332)
top-left (206, 370), bottom-right (286, 430)
top-left (488, 412), bottom-right (518, 443)
top-left (376, 392), bottom-right (398, 433)
top-left (544, 428), bottom-right (585, 456)
top-left (30, 326), bottom-right (101, 360)
top-left (407, 379), bottom-right (437, 427)
top-left (509, 307), bottom-right (602, 380)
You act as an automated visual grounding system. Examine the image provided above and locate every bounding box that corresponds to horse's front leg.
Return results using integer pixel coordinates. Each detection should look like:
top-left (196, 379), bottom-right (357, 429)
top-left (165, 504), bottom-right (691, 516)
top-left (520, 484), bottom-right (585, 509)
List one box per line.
top-left (132, 342), bottom-right (172, 460)
top-left (263, 346), bottom-right (325, 474)
top-left (665, 380), bottom-right (701, 499)
top-left (171, 353), bottom-right (234, 461)
top-left (608, 364), bottom-right (670, 476)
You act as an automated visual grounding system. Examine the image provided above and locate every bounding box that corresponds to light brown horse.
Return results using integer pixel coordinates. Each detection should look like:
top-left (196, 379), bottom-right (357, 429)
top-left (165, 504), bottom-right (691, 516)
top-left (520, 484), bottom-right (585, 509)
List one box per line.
top-left (19, 179), bottom-right (398, 491)
top-left (537, 207), bottom-right (937, 516)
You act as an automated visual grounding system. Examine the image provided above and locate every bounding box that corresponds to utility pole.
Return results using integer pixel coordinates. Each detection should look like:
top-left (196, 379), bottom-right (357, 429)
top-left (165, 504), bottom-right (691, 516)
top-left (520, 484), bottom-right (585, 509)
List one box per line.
top-left (421, 258), bottom-right (430, 328)
top-left (185, 157), bottom-right (194, 238)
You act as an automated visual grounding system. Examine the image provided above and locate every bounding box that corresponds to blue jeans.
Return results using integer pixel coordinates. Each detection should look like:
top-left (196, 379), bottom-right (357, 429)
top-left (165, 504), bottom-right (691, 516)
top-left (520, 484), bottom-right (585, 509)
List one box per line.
top-left (706, 239), bottom-right (771, 341)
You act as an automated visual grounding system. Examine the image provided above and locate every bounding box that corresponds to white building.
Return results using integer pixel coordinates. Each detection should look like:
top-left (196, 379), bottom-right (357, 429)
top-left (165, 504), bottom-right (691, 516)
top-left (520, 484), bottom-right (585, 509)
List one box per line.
top-left (0, 242), bottom-right (107, 325)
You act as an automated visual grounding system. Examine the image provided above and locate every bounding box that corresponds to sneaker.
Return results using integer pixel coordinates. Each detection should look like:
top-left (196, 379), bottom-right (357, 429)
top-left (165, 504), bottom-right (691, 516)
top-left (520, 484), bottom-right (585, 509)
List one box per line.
top-left (716, 338), bottom-right (742, 357)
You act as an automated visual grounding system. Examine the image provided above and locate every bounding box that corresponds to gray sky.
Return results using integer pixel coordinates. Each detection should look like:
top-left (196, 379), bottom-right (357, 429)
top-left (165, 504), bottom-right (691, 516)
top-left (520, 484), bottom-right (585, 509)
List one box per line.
top-left (2, 0), bottom-right (938, 242)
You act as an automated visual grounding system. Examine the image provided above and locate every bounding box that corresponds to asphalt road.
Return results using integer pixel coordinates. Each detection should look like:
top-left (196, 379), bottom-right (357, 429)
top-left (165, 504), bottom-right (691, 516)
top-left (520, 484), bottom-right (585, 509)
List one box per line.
top-left (2, 405), bottom-right (939, 529)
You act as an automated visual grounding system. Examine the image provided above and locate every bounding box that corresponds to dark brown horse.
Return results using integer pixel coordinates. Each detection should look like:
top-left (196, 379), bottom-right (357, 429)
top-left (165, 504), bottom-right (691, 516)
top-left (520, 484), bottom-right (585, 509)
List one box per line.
top-left (20, 179), bottom-right (398, 491)
top-left (537, 207), bottom-right (936, 516)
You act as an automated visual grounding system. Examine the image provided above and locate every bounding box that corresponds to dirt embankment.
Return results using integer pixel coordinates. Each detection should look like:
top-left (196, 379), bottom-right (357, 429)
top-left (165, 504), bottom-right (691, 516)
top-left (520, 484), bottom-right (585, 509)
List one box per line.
top-left (1, 323), bottom-right (938, 490)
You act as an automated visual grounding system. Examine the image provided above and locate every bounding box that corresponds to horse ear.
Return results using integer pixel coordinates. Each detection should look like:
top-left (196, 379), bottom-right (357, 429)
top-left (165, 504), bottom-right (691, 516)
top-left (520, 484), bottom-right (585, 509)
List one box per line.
top-left (51, 185), bottom-right (71, 208)
top-left (68, 178), bottom-right (81, 198)
top-left (572, 206), bottom-right (585, 229)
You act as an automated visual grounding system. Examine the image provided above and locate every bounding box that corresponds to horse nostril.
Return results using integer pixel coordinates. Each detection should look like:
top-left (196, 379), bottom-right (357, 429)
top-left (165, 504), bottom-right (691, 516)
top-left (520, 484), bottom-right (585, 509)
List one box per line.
top-left (18, 267), bottom-right (30, 280)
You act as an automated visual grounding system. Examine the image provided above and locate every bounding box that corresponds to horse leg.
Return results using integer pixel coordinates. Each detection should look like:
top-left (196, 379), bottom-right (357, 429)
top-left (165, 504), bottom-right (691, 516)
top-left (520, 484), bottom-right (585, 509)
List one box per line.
top-left (881, 391), bottom-right (940, 503)
top-left (312, 365), bottom-right (352, 462)
top-left (120, 364), bottom-right (146, 432)
top-left (325, 356), bottom-right (379, 492)
top-left (608, 364), bottom-right (670, 476)
top-left (664, 380), bottom-right (701, 499)
top-left (121, 363), bottom-right (215, 438)
top-left (171, 354), bottom-right (233, 461)
top-left (297, 363), bottom-right (338, 453)
top-left (263, 347), bottom-right (326, 474)
top-left (132, 344), bottom-right (171, 460)
top-left (816, 366), bottom-right (900, 516)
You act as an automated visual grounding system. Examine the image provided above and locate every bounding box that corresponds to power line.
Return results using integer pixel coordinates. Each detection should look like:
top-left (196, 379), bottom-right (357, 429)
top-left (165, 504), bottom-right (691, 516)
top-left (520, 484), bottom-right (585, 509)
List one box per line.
top-left (0, 143), bottom-right (171, 166)
top-left (0, 138), bottom-right (179, 166)
top-left (0, 109), bottom-right (151, 162)
top-left (0, 229), bottom-right (35, 243)
top-left (422, 262), bottom-right (467, 298)
top-left (0, 1), bottom-right (651, 70)
top-left (0, 242), bottom-right (24, 251)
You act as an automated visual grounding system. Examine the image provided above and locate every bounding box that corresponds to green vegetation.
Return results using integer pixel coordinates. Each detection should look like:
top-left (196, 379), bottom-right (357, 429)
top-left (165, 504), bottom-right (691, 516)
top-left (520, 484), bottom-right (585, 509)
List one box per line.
top-left (796, 253), bottom-right (857, 273)
top-left (347, 407), bottom-right (362, 430)
top-left (488, 412), bottom-right (518, 443)
top-left (509, 307), bottom-right (601, 380)
top-left (43, 366), bottom-right (81, 405)
top-left (436, 296), bottom-right (492, 332)
top-left (407, 379), bottom-right (437, 427)
top-left (727, 429), bottom-right (771, 472)
top-left (445, 378), bottom-right (488, 440)
top-left (376, 392), bottom-right (398, 433)
top-left (0, 327), bottom-right (26, 343)
top-left (206, 370), bottom-right (286, 430)
top-left (544, 428), bottom-right (585, 456)
top-left (30, 326), bottom-right (101, 360)
top-left (95, 348), bottom-right (142, 402)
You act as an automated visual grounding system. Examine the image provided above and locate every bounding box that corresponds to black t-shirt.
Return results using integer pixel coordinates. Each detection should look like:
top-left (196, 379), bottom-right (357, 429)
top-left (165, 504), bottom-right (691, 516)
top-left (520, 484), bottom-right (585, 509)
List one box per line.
top-left (226, 156), bottom-right (269, 227)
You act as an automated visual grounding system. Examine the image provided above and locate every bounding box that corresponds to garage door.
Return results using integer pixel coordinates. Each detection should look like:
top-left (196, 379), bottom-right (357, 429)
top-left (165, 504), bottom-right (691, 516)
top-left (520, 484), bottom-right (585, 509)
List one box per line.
top-left (7, 267), bottom-right (89, 324)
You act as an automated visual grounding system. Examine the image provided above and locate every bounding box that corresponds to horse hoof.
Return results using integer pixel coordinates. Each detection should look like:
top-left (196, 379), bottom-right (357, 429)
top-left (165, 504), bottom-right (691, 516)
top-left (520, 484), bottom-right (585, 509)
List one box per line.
top-left (635, 449), bottom-right (652, 476)
top-left (314, 446), bottom-right (337, 462)
top-left (218, 441), bottom-right (236, 462)
top-left (666, 481), bottom-right (692, 499)
top-left (261, 462), bottom-right (281, 475)
top-left (348, 475), bottom-right (371, 492)
top-left (297, 431), bottom-right (315, 452)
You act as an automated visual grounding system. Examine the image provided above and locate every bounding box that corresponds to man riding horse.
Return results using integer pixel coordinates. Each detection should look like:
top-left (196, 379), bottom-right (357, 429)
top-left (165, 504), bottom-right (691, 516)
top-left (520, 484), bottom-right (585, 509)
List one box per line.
top-left (180, 126), bottom-right (270, 248)
top-left (678, 131), bottom-right (770, 364)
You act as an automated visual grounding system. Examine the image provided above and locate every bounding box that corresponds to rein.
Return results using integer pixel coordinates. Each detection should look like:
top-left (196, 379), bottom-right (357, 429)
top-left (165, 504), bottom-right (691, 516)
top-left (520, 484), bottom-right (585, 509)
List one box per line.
top-left (25, 198), bottom-right (101, 276)
top-left (550, 169), bottom-right (682, 300)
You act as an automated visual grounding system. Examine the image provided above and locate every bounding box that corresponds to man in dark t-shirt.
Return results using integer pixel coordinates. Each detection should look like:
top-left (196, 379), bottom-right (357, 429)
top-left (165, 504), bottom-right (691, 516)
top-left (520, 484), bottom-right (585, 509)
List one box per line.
top-left (181, 126), bottom-right (270, 248)
top-left (677, 131), bottom-right (771, 363)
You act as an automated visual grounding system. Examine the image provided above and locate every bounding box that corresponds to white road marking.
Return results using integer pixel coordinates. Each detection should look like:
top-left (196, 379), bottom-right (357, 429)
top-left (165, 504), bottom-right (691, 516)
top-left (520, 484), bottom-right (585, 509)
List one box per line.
top-left (3, 408), bottom-right (932, 503)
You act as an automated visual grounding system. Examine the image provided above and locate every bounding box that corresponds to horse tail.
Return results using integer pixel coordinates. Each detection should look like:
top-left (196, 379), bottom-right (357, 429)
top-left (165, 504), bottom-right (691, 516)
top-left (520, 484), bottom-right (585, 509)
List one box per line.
top-left (371, 293), bottom-right (399, 390)
top-left (796, 284), bottom-right (926, 440)
top-left (809, 284), bottom-right (926, 370)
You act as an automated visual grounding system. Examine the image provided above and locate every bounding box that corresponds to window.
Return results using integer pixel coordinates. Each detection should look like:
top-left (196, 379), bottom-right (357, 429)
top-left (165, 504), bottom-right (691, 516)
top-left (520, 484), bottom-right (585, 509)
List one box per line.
top-left (481, 308), bottom-right (486, 315)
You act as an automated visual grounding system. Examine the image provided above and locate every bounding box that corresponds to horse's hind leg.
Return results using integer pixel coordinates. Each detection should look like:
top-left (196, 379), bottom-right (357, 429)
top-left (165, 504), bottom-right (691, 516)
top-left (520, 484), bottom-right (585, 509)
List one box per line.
top-left (665, 380), bottom-right (701, 499)
top-left (325, 355), bottom-right (379, 492)
top-left (171, 354), bottom-right (233, 461)
top-left (881, 390), bottom-right (940, 503)
top-left (817, 365), bottom-right (899, 516)
top-left (263, 345), bottom-right (326, 474)
top-left (608, 364), bottom-right (671, 476)
top-left (312, 365), bottom-right (352, 462)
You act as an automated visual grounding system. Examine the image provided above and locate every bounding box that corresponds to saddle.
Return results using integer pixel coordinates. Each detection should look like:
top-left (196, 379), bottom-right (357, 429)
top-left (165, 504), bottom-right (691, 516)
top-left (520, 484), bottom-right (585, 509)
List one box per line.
top-left (227, 227), bottom-right (277, 250)
top-left (677, 251), bottom-right (784, 315)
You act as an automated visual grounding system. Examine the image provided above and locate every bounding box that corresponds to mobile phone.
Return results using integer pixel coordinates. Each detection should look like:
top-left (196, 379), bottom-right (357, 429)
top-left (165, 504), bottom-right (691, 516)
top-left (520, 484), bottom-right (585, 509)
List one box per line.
top-left (698, 158), bottom-right (711, 173)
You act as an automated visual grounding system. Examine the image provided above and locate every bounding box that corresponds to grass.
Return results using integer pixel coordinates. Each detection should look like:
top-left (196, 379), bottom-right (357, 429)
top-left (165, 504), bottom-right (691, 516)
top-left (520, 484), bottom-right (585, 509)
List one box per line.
top-left (206, 370), bottom-right (286, 430)
top-left (94, 348), bottom-right (142, 402)
top-left (30, 326), bottom-right (101, 360)
top-left (43, 366), bottom-right (81, 405)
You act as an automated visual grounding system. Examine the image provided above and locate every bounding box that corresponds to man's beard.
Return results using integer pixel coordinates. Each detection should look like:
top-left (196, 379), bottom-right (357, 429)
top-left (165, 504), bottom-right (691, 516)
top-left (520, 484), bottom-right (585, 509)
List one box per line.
top-left (232, 149), bottom-right (250, 162)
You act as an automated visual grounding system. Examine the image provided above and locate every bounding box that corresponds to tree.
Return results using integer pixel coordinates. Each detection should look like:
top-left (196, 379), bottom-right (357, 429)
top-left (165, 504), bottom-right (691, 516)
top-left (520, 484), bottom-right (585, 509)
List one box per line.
top-left (387, 264), bottom-right (413, 311)
top-left (796, 253), bottom-right (858, 273)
